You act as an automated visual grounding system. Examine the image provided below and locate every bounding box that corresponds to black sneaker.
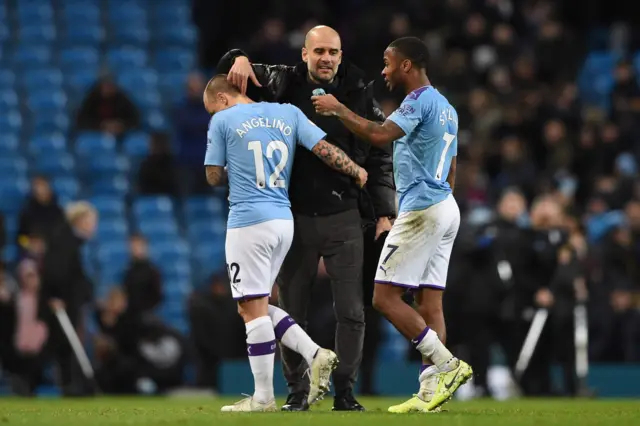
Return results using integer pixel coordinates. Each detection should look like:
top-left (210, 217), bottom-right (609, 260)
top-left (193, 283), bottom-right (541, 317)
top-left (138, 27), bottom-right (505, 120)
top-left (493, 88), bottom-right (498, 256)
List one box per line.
top-left (281, 391), bottom-right (310, 411)
top-left (332, 390), bottom-right (365, 411)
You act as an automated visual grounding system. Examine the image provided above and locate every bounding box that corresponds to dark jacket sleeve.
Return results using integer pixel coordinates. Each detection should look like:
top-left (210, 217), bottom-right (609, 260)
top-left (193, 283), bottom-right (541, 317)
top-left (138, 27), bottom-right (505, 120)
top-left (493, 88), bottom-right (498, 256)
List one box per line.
top-left (362, 81), bottom-right (396, 218)
top-left (216, 49), bottom-right (295, 102)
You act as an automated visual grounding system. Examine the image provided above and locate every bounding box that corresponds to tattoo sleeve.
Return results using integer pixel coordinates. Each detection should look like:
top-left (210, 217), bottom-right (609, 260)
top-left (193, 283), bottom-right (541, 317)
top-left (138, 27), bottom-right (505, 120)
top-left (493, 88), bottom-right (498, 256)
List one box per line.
top-left (336, 104), bottom-right (405, 146)
top-left (205, 166), bottom-right (227, 186)
top-left (311, 140), bottom-right (360, 178)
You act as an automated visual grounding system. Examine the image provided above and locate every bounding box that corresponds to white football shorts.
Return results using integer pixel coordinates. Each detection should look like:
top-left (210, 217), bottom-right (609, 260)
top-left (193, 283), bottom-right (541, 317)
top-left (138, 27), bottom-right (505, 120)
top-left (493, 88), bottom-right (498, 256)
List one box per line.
top-left (374, 194), bottom-right (460, 290)
top-left (225, 219), bottom-right (294, 300)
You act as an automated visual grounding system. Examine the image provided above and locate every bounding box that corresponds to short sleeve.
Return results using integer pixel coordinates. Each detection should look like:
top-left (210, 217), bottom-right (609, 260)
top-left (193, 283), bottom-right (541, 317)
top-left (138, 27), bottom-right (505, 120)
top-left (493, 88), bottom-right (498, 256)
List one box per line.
top-left (204, 117), bottom-right (226, 166)
top-left (294, 106), bottom-right (327, 151)
top-left (387, 96), bottom-right (423, 136)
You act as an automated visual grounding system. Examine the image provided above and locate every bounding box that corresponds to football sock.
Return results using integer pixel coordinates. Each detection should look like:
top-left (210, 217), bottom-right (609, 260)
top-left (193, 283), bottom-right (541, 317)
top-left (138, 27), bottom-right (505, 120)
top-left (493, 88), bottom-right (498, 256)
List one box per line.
top-left (412, 326), bottom-right (456, 371)
top-left (245, 316), bottom-right (276, 403)
top-left (268, 305), bottom-right (319, 366)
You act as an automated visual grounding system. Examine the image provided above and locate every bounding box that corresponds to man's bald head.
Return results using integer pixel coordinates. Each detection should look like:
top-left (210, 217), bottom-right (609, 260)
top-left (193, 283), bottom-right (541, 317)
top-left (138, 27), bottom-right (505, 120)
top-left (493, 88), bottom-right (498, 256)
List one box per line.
top-left (302, 25), bottom-right (343, 83)
top-left (203, 74), bottom-right (245, 115)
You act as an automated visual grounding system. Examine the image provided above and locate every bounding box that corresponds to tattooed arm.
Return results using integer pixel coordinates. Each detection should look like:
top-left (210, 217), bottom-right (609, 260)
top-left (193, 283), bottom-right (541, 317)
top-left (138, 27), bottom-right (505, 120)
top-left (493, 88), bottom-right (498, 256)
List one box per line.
top-left (205, 165), bottom-right (227, 186)
top-left (311, 140), bottom-right (368, 187)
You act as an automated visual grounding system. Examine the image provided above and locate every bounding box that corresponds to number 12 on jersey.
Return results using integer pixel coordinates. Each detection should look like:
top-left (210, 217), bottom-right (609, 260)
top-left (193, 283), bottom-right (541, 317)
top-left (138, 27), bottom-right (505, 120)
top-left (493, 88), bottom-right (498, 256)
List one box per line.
top-left (435, 132), bottom-right (455, 181)
top-left (248, 140), bottom-right (289, 189)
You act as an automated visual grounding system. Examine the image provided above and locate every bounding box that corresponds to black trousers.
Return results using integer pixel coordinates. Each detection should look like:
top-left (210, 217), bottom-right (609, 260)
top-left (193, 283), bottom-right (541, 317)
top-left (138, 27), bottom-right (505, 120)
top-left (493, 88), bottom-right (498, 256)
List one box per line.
top-left (278, 209), bottom-right (365, 396)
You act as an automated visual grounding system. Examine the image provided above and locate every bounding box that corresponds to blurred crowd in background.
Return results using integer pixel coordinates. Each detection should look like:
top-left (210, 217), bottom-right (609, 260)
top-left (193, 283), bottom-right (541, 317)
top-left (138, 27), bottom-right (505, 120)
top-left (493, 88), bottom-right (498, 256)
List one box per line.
top-left (1, 0), bottom-right (640, 398)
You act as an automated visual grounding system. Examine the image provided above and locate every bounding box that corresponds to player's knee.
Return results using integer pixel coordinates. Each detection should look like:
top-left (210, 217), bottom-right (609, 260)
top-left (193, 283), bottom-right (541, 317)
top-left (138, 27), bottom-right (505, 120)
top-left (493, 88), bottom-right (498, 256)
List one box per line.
top-left (372, 286), bottom-right (397, 315)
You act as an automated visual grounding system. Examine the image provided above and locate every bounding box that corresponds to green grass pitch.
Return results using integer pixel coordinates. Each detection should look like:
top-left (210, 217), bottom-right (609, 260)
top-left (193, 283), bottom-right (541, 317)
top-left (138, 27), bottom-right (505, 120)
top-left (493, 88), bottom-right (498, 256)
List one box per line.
top-left (1, 397), bottom-right (639, 425)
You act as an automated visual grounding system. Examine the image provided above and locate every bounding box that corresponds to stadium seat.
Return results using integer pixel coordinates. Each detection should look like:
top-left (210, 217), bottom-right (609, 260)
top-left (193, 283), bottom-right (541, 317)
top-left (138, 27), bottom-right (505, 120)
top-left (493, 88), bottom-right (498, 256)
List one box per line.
top-left (163, 282), bottom-right (191, 298)
top-left (0, 70), bottom-right (15, 88)
top-left (85, 155), bottom-right (130, 176)
top-left (61, 4), bottom-right (100, 25)
top-left (3, 215), bottom-right (18, 242)
top-left (112, 26), bottom-right (150, 46)
top-left (123, 132), bottom-right (150, 158)
top-left (28, 133), bottom-right (67, 155)
top-left (32, 112), bottom-right (70, 135)
top-left (153, 26), bottom-right (197, 47)
top-left (187, 220), bottom-right (226, 244)
top-left (65, 68), bottom-right (99, 95)
top-left (90, 195), bottom-right (126, 219)
top-left (96, 218), bottom-right (128, 242)
top-left (193, 242), bottom-right (226, 279)
top-left (160, 260), bottom-right (192, 282)
top-left (60, 47), bottom-right (100, 70)
top-left (107, 4), bottom-right (146, 25)
top-left (0, 135), bottom-right (19, 154)
top-left (11, 46), bottom-right (52, 68)
top-left (154, 49), bottom-right (195, 73)
top-left (158, 71), bottom-right (188, 103)
top-left (16, 4), bottom-right (54, 25)
top-left (61, 25), bottom-right (104, 46)
top-left (75, 132), bottom-right (117, 157)
top-left (0, 178), bottom-right (29, 214)
top-left (0, 157), bottom-right (28, 177)
top-left (138, 218), bottom-right (179, 240)
top-left (145, 109), bottom-right (168, 131)
top-left (51, 176), bottom-right (80, 200)
top-left (150, 240), bottom-right (190, 264)
top-left (21, 68), bottom-right (64, 92)
top-left (184, 196), bottom-right (226, 220)
top-left (0, 89), bottom-right (18, 109)
top-left (0, 109), bottom-right (22, 134)
top-left (131, 90), bottom-right (162, 111)
top-left (133, 195), bottom-right (174, 218)
top-left (33, 153), bottom-right (75, 176)
top-left (96, 241), bottom-right (130, 273)
top-left (27, 90), bottom-right (67, 113)
top-left (106, 47), bottom-right (147, 71)
top-left (91, 175), bottom-right (129, 196)
top-left (19, 24), bottom-right (56, 44)
top-left (2, 245), bottom-right (18, 264)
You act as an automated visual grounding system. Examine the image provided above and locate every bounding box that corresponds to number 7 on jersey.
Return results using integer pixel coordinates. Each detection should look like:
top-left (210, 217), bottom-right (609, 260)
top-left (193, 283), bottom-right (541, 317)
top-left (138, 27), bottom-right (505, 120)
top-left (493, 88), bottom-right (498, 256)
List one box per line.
top-left (435, 132), bottom-right (455, 181)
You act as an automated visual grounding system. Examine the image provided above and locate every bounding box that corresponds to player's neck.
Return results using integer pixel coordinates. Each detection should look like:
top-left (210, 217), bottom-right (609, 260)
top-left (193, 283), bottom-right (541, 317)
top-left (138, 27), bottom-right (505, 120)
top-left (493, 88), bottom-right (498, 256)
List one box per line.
top-left (231, 95), bottom-right (255, 106)
top-left (404, 75), bottom-right (431, 95)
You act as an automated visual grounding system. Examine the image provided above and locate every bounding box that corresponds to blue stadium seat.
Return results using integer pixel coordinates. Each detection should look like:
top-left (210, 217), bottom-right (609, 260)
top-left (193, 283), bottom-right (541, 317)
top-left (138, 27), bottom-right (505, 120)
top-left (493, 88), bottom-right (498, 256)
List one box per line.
top-left (75, 132), bottom-right (117, 157)
top-left (90, 195), bottom-right (126, 219)
top-left (123, 132), bottom-right (150, 158)
top-left (3, 214), bottom-right (18, 242)
top-left (33, 153), bottom-right (75, 176)
top-left (0, 21), bottom-right (7, 46)
top-left (193, 242), bottom-right (226, 279)
top-left (133, 196), bottom-right (174, 218)
top-left (0, 157), bottom-right (28, 177)
top-left (0, 89), bottom-right (18, 109)
top-left (85, 155), bottom-right (130, 176)
top-left (61, 4), bottom-right (100, 25)
top-left (32, 112), bottom-right (70, 135)
top-left (163, 282), bottom-right (191, 298)
top-left (151, 4), bottom-right (190, 25)
top-left (2, 245), bottom-right (18, 264)
top-left (160, 260), bottom-right (192, 282)
top-left (17, 4), bottom-right (54, 25)
top-left (97, 241), bottom-right (130, 274)
top-left (158, 71), bottom-right (188, 103)
top-left (154, 49), bottom-right (195, 73)
top-left (107, 4), bottom-right (146, 25)
top-left (187, 219), bottom-right (226, 242)
top-left (117, 69), bottom-right (158, 92)
top-left (132, 90), bottom-right (162, 111)
top-left (0, 70), bottom-right (15, 88)
top-left (0, 109), bottom-right (22, 134)
top-left (145, 109), bottom-right (168, 130)
top-left (51, 176), bottom-right (80, 200)
top-left (22, 68), bottom-right (64, 92)
top-left (150, 240), bottom-right (190, 264)
top-left (11, 46), bottom-right (52, 68)
top-left (61, 25), bottom-right (104, 46)
top-left (60, 47), bottom-right (100, 70)
top-left (96, 218), bottom-right (128, 242)
top-left (66, 68), bottom-right (99, 94)
top-left (106, 47), bottom-right (147, 71)
top-left (27, 90), bottom-right (67, 113)
top-left (583, 51), bottom-right (621, 73)
top-left (19, 25), bottom-right (56, 44)
top-left (0, 178), bottom-right (29, 214)
top-left (28, 133), bottom-right (67, 155)
top-left (153, 26), bottom-right (197, 47)
top-left (112, 26), bottom-right (150, 46)
top-left (138, 218), bottom-right (179, 240)
top-left (91, 175), bottom-right (129, 196)
top-left (184, 196), bottom-right (226, 220)
top-left (0, 135), bottom-right (19, 154)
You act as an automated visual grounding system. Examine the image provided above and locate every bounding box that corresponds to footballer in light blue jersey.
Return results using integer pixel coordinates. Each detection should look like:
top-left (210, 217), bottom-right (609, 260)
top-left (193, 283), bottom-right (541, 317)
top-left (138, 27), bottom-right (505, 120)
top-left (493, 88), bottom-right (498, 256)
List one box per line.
top-left (205, 101), bottom-right (327, 229)
top-left (386, 86), bottom-right (458, 213)
top-left (312, 37), bottom-right (472, 414)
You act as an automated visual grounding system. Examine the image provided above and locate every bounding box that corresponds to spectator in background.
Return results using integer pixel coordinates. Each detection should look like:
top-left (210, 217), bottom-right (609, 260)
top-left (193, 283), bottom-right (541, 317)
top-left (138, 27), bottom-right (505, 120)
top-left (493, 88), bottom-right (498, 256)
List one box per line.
top-left (123, 234), bottom-right (163, 315)
top-left (173, 72), bottom-right (211, 195)
top-left (137, 132), bottom-right (178, 196)
top-left (40, 201), bottom-right (98, 396)
top-left (76, 77), bottom-right (140, 138)
top-left (187, 271), bottom-right (246, 392)
top-left (16, 176), bottom-right (65, 252)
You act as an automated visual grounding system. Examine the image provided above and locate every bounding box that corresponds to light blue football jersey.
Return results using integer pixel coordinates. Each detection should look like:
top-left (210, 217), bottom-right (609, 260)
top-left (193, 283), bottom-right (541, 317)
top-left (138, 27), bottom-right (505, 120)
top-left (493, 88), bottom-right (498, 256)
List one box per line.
top-left (204, 102), bottom-right (326, 228)
top-left (386, 86), bottom-right (458, 213)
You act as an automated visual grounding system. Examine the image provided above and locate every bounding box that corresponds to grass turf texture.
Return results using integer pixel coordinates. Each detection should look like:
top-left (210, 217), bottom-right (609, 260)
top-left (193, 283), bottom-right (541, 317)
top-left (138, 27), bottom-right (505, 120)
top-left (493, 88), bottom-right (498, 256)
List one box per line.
top-left (1, 397), bottom-right (639, 425)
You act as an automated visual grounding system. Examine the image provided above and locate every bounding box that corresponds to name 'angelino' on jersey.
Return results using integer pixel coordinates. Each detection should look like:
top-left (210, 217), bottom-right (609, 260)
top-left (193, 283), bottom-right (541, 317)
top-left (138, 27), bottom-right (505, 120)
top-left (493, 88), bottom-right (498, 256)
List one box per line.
top-left (235, 117), bottom-right (293, 138)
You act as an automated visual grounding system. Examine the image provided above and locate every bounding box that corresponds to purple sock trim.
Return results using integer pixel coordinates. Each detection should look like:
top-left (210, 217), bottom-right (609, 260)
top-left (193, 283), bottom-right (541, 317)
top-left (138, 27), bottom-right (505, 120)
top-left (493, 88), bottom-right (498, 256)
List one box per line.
top-left (411, 326), bottom-right (430, 348)
top-left (247, 340), bottom-right (277, 356)
top-left (420, 364), bottom-right (432, 374)
top-left (274, 316), bottom-right (296, 340)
